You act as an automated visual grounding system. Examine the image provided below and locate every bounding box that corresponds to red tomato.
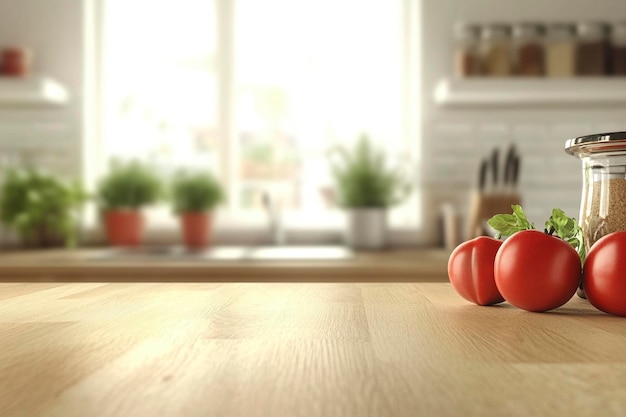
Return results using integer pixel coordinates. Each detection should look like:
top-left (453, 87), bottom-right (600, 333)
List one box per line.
top-left (494, 230), bottom-right (581, 312)
top-left (448, 236), bottom-right (504, 306)
top-left (583, 231), bottom-right (626, 316)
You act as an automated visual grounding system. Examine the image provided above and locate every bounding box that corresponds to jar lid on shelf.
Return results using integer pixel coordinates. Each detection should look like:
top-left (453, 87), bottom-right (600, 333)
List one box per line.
top-left (611, 22), bottom-right (626, 41)
top-left (565, 132), bottom-right (626, 156)
top-left (512, 23), bottom-right (544, 39)
top-left (546, 23), bottom-right (575, 40)
top-left (576, 22), bottom-right (608, 41)
top-left (481, 24), bottom-right (511, 40)
top-left (454, 22), bottom-right (480, 39)
top-left (454, 22), bottom-right (480, 41)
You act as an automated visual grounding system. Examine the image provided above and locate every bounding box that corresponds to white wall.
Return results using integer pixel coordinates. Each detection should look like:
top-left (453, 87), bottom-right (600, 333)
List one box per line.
top-left (0, 0), bottom-right (84, 178)
top-left (420, 0), bottom-right (626, 245)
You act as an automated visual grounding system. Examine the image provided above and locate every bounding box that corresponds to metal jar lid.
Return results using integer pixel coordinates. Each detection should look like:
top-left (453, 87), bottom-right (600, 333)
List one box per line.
top-left (612, 22), bottom-right (626, 43)
top-left (576, 22), bottom-right (608, 41)
top-left (546, 23), bottom-right (575, 41)
top-left (512, 23), bottom-right (544, 40)
top-left (565, 131), bottom-right (626, 156)
top-left (481, 24), bottom-right (511, 41)
top-left (454, 22), bottom-right (480, 42)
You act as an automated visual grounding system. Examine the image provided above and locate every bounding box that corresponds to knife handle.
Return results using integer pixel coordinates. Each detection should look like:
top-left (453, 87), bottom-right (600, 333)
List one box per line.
top-left (490, 148), bottom-right (499, 187)
top-left (479, 159), bottom-right (488, 191)
top-left (503, 145), bottom-right (516, 185)
top-left (511, 155), bottom-right (520, 186)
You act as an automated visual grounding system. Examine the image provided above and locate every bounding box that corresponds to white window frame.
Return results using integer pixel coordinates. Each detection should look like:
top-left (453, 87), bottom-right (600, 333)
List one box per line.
top-left (83, 0), bottom-right (423, 246)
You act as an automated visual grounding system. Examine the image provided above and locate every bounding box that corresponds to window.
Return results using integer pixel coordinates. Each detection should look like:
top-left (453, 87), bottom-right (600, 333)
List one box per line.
top-left (101, 0), bottom-right (219, 174)
top-left (96, 0), bottom-right (420, 239)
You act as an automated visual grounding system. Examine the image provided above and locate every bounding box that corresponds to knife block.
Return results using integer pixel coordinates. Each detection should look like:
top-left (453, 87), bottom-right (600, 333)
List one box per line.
top-left (466, 191), bottom-right (522, 240)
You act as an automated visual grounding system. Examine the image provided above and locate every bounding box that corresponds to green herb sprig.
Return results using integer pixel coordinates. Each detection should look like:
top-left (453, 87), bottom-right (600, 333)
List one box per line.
top-left (486, 204), bottom-right (534, 238)
top-left (544, 208), bottom-right (586, 264)
top-left (488, 205), bottom-right (585, 264)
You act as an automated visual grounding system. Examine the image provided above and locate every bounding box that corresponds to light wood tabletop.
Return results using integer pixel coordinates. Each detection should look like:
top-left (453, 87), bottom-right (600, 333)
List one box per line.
top-left (0, 248), bottom-right (450, 282)
top-left (1, 281), bottom-right (625, 417)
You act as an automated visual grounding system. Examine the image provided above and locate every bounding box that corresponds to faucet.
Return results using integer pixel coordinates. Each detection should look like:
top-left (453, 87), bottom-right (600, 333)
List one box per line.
top-left (261, 191), bottom-right (286, 245)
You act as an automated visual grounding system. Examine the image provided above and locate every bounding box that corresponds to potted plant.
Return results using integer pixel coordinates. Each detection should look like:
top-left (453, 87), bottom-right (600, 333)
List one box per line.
top-left (329, 134), bottom-right (411, 249)
top-left (96, 160), bottom-right (161, 246)
top-left (170, 170), bottom-right (225, 250)
top-left (0, 168), bottom-right (87, 247)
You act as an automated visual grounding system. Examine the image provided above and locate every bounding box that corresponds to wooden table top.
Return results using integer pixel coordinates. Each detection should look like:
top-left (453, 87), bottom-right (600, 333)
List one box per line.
top-left (0, 248), bottom-right (450, 282)
top-left (1, 281), bottom-right (625, 417)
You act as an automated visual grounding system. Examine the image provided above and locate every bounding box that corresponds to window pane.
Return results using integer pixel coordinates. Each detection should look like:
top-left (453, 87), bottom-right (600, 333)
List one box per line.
top-left (102, 0), bottom-right (218, 176)
top-left (233, 0), bottom-right (407, 221)
top-left (100, 0), bottom-right (416, 230)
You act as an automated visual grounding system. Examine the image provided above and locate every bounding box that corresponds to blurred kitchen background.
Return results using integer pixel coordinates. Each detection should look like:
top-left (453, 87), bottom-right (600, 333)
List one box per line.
top-left (0, 0), bottom-right (625, 250)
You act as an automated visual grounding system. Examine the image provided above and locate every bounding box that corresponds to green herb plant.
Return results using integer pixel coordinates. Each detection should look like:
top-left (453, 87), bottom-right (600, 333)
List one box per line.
top-left (97, 160), bottom-right (162, 210)
top-left (328, 134), bottom-right (412, 208)
top-left (488, 205), bottom-right (585, 264)
top-left (0, 168), bottom-right (87, 247)
top-left (170, 170), bottom-right (225, 214)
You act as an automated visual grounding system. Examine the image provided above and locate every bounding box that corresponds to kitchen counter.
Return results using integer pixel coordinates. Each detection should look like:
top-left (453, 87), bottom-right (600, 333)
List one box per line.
top-left (1, 282), bottom-right (624, 417)
top-left (0, 247), bottom-right (450, 282)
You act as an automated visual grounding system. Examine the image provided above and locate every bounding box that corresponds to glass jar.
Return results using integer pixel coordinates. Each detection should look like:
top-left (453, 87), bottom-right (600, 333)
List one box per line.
top-left (575, 22), bottom-right (609, 76)
top-left (512, 23), bottom-right (545, 76)
top-left (611, 22), bottom-right (626, 76)
top-left (480, 24), bottom-right (512, 76)
top-left (565, 131), bottom-right (626, 250)
top-left (453, 22), bottom-right (481, 77)
top-left (565, 132), bottom-right (626, 297)
top-left (545, 23), bottom-right (576, 77)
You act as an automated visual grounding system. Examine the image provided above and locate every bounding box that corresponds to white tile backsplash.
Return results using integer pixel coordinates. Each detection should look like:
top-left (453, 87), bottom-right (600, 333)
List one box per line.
top-left (426, 117), bottom-right (592, 238)
top-left (0, 113), bottom-right (79, 177)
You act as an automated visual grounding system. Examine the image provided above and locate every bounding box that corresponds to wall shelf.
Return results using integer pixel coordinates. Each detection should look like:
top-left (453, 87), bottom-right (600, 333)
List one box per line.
top-left (0, 76), bottom-right (69, 107)
top-left (434, 78), bottom-right (626, 108)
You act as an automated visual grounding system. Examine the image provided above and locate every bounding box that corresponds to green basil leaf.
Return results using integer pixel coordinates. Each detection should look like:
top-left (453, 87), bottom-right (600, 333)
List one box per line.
top-left (487, 205), bottom-right (535, 238)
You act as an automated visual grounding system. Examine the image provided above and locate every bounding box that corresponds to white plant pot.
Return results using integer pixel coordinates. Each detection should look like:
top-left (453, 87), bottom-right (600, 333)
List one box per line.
top-left (345, 208), bottom-right (388, 250)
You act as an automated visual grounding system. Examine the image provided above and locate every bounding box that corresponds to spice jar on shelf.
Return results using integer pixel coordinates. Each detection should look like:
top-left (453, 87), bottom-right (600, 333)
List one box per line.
top-left (512, 23), bottom-right (545, 76)
top-left (545, 23), bottom-right (576, 77)
top-left (575, 22), bottom-right (609, 76)
top-left (0, 47), bottom-right (32, 77)
top-left (453, 22), bottom-right (481, 77)
top-left (480, 24), bottom-right (512, 76)
top-left (610, 22), bottom-right (626, 76)
top-left (565, 132), bottom-right (626, 297)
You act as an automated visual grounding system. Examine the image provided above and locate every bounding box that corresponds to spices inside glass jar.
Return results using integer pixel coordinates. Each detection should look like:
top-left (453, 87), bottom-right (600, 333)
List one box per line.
top-left (545, 23), bottom-right (576, 77)
top-left (512, 23), bottom-right (545, 76)
top-left (610, 22), bottom-right (626, 76)
top-left (575, 22), bottom-right (609, 76)
top-left (480, 24), bottom-right (512, 76)
top-left (453, 22), bottom-right (481, 77)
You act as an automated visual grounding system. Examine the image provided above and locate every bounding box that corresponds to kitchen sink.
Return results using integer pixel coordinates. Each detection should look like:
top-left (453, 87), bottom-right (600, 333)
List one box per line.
top-left (88, 245), bottom-right (354, 261)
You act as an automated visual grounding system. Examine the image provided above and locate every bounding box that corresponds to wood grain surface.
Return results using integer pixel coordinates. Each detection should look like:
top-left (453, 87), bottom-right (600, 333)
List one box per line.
top-left (2, 282), bottom-right (625, 417)
top-left (0, 248), bottom-right (450, 282)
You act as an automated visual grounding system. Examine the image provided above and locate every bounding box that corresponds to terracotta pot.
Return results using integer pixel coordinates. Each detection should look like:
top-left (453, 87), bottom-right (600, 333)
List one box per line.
top-left (180, 212), bottom-right (213, 250)
top-left (104, 210), bottom-right (143, 246)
